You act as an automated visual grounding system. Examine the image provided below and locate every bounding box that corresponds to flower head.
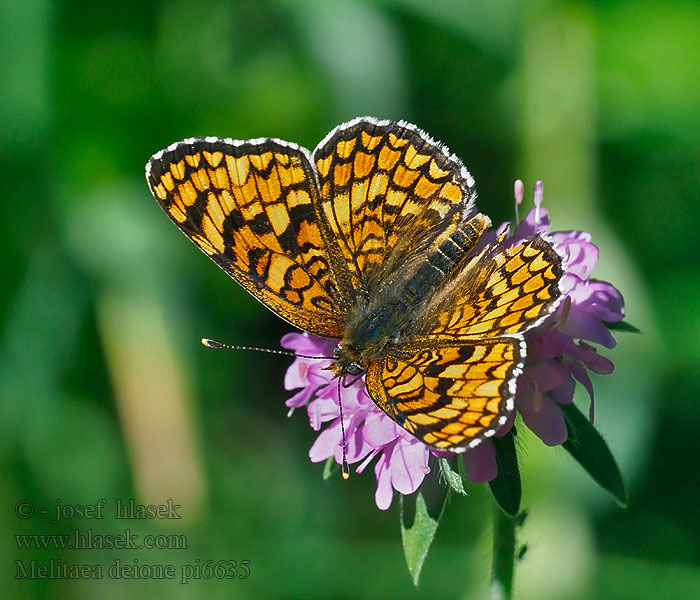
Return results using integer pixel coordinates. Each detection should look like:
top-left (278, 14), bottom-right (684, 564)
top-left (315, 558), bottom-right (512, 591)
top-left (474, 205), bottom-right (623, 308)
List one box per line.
top-left (282, 331), bottom-right (436, 509)
top-left (282, 181), bottom-right (625, 507)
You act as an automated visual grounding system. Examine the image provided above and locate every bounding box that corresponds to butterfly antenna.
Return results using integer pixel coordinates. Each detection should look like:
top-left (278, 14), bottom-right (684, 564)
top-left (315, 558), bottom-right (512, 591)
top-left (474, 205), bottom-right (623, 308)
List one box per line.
top-left (337, 377), bottom-right (350, 480)
top-left (201, 338), bottom-right (331, 360)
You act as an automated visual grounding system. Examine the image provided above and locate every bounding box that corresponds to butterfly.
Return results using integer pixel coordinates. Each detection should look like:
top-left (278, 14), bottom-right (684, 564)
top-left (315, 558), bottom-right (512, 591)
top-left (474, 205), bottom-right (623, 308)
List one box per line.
top-left (146, 117), bottom-right (564, 453)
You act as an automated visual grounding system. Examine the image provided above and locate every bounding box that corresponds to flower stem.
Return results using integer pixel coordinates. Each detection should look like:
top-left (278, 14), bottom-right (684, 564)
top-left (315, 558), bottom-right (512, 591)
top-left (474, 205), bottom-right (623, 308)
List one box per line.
top-left (488, 500), bottom-right (516, 600)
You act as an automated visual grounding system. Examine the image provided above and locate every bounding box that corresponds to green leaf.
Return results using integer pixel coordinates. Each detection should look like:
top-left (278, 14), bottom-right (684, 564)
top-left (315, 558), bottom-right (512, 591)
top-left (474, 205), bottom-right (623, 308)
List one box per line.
top-left (457, 452), bottom-right (470, 484)
top-left (488, 432), bottom-right (521, 516)
top-left (400, 463), bottom-right (448, 586)
top-left (439, 457), bottom-right (467, 495)
top-left (561, 402), bottom-right (628, 506)
top-left (604, 320), bottom-right (640, 333)
top-left (322, 456), bottom-right (338, 480)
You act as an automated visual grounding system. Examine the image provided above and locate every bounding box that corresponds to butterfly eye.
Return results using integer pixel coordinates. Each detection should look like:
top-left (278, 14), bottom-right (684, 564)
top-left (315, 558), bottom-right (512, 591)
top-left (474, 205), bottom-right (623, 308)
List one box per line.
top-left (345, 363), bottom-right (364, 376)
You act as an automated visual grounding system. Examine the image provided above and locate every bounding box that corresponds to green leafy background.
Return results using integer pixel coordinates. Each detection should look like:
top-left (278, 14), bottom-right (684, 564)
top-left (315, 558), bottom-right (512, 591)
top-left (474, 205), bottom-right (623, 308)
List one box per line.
top-left (2, 1), bottom-right (698, 598)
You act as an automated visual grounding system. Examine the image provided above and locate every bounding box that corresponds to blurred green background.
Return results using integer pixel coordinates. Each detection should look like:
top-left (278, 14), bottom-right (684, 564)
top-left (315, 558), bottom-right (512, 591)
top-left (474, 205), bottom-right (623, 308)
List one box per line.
top-left (2, 0), bottom-right (698, 598)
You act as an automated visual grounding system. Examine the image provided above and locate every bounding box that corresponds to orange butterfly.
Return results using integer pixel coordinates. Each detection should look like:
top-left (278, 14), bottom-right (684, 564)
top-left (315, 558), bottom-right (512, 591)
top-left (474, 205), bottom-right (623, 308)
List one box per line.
top-left (146, 118), bottom-right (563, 452)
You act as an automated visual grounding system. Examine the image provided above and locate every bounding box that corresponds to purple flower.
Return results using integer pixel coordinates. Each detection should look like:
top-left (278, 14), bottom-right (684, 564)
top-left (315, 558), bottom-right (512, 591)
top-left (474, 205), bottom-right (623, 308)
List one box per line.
top-left (281, 181), bottom-right (625, 507)
top-left (281, 333), bottom-right (336, 412)
top-left (475, 182), bottom-right (624, 467)
top-left (282, 331), bottom-right (436, 509)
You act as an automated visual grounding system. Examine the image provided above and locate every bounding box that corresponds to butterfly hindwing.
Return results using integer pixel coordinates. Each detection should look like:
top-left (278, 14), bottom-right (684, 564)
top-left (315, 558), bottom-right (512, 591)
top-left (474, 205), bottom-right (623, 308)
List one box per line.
top-left (366, 340), bottom-right (524, 450)
top-left (362, 235), bottom-right (564, 448)
top-left (146, 137), bottom-right (345, 337)
top-left (421, 235), bottom-right (564, 341)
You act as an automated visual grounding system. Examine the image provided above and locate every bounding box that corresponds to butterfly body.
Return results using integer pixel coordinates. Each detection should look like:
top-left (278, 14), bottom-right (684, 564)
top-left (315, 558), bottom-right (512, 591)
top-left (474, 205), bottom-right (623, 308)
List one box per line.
top-left (146, 117), bottom-right (564, 451)
top-left (333, 212), bottom-right (492, 377)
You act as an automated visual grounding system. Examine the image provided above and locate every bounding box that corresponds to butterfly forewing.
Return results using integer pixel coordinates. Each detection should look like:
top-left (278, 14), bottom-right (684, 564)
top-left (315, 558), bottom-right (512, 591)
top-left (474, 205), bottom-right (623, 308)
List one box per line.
top-left (146, 137), bottom-right (345, 337)
top-left (312, 118), bottom-right (476, 298)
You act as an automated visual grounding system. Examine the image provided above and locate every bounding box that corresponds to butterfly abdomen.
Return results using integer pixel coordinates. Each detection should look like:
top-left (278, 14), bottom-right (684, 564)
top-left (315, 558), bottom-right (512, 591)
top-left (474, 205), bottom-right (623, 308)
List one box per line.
top-left (400, 213), bottom-right (491, 306)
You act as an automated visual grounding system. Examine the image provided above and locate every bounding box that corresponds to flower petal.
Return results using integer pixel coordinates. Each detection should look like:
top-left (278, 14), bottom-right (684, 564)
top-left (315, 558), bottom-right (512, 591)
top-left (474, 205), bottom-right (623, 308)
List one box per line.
top-left (285, 386), bottom-right (314, 409)
top-left (284, 359), bottom-right (308, 390)
top-left (523, 361), bottom-right (566, 392)
top-left (307, 395), bottom-right (342, 429)
top-left (516, 390), bottom-right (568, 446)
top-left (340, 421), bottom-right (373, 464)
top-left (550, 373), bottom-right (576, 405)
top-left (374, 447), bottom-right (395, 510)
top-left (560, 310), bottom-right (618, 348)
top-left (363, 409), bottom-right (400, 446)
top-left (308, 421), bottom-right (341, 462)
top-left (464, 440), bottom-right (498, 482)
top-left (552, 231), bottom-right (598, 280)
top-left (389, 440), bottom-right (429, 495)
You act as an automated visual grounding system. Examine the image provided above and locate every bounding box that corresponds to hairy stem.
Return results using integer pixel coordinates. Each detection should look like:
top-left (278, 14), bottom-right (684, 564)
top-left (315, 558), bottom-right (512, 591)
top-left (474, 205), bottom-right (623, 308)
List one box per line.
top-left (488, 500), bottom-right (516, 600)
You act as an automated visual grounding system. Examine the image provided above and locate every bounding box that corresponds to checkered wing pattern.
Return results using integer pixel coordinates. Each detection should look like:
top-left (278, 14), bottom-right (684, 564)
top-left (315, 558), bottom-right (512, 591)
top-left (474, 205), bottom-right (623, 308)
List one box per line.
top-left (146, 137), bottom-right (345, 337)
top-left (366, 235), bottom-right (564, 450)
top-left (312, 118), bottom-right (475, 298)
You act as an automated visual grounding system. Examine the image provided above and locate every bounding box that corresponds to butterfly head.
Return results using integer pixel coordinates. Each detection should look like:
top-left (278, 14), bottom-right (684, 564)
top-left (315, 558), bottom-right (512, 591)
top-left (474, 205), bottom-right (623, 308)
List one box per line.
top-left (329, 343), bottom-right (365, 378)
